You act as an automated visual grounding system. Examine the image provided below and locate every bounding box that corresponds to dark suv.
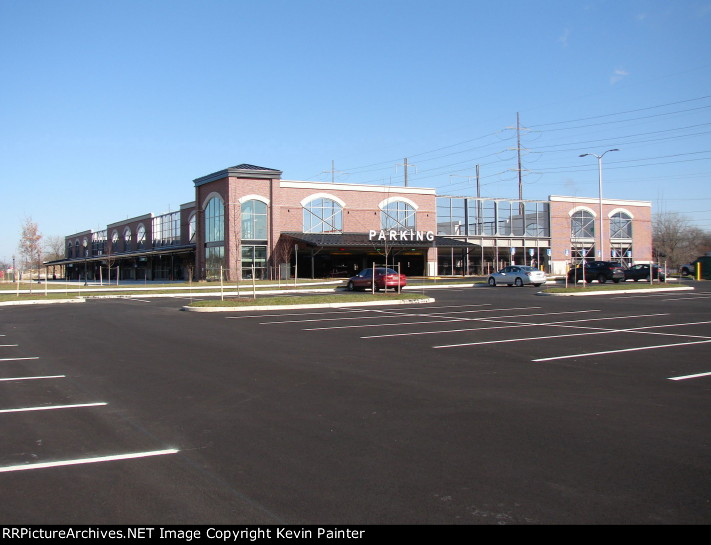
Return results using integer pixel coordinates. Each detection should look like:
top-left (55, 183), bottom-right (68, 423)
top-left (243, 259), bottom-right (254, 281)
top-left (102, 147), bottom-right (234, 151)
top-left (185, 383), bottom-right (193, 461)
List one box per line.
top-left (567, 261), bottom-right (625, 284)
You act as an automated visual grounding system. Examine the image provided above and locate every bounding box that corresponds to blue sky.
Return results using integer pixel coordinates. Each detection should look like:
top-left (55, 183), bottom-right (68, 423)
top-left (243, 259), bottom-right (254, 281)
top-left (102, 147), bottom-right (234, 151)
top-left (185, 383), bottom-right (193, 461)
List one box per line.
top-left (1, 0), bottom-right (710, 262)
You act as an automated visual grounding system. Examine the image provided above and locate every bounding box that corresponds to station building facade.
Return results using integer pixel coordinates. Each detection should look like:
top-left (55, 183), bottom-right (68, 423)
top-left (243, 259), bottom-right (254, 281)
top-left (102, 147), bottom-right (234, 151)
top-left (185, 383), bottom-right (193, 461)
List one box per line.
top-left (53, 163), bottom-right (653, 281)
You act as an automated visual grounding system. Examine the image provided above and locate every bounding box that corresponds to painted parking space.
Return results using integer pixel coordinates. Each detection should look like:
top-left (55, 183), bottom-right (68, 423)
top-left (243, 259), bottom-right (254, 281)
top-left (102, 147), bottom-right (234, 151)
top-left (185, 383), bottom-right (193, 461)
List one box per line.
top-left (238, 291), bottom-right (711, 382)
top-left (0, 332), bottom-right (179, 474)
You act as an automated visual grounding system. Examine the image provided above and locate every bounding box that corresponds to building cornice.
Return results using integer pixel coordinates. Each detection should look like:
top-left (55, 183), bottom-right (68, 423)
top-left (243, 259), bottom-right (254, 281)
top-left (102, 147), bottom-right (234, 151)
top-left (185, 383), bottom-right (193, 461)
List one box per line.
top-left (549, 195), bottom-right (651, 207)
top-left (281, 180), bottom-right (436, 195)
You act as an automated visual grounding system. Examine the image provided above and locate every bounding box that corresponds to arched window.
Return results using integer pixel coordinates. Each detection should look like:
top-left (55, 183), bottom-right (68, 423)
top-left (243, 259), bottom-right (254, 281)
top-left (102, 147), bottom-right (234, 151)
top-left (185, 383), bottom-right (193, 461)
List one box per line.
top-left (610, 211), bottom-right (632, 239)
top-left (571, 210), bottom-right (595, 239)
top-left (136, 224), bottom-right (146, 249)
top-left (111, 231), bottom-right (119, 252)
top-left (68, 242), bottom-right (73, 258)
top-left (123, 228), bottom-right (132, 251)
top-left (303, 197), bottom-right (343, 233)
top-left (241, 199), bottom-right (268, 240)
top-left (204, 196), bottom-right (224, 243)
top-left (381, 200), bottom-right (416, 230)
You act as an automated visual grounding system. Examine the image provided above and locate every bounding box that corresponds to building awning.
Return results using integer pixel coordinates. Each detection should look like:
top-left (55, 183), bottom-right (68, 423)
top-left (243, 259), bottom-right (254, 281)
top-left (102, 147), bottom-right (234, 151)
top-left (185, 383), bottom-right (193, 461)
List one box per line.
top-left (281, 232), bottom-right (478, 249)
top-left (44, 244), bottom-right (196, 267)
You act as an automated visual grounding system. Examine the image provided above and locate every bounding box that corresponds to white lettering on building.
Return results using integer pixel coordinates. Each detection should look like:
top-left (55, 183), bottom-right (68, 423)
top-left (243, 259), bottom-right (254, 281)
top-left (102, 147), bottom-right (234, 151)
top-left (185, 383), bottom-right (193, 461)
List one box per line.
top-left (368, 230), bottom-right (435, 242)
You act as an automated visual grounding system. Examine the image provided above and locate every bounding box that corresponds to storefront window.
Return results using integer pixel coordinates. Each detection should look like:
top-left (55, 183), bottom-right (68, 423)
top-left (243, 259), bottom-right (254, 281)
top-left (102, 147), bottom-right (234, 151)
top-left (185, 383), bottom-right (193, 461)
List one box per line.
top-left (242, 245), bottom-right (267, 279)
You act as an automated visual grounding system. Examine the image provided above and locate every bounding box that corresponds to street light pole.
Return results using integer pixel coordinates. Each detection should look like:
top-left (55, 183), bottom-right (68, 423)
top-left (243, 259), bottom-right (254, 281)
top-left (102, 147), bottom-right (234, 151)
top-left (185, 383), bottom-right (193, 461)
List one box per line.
top-left (83, 239), bottom-right (88, 286)
top-left (579, 149), bottom-right (619, 261)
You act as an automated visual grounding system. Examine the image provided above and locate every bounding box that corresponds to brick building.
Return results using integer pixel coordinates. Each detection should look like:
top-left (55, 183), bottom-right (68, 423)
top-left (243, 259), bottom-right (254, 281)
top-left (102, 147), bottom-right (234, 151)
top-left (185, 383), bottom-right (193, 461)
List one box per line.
top-left (51, 163), bottom-right (653, 281)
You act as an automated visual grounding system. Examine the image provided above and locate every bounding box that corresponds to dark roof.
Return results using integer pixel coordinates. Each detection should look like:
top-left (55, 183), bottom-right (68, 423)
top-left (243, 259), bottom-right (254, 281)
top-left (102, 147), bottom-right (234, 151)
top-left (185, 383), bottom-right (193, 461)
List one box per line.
top-left (229, 164), bottom-right (280, 171)
top-left (194, 164), bottom-right (283, 186)
top-left (282, 232), bottom-right (478, 249)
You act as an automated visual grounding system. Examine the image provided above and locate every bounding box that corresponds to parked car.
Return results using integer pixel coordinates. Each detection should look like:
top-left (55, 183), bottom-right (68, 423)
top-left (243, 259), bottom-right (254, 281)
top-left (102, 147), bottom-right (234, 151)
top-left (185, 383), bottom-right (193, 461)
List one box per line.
top-left (623, 264), bottom-right (666, 282)
top-left (567, 261), bottom-right (625, 284)
top-left (487, 265), bottom-right (547, 287)
top-left (680, 262), bottom-right (696, 276)
top-left (347, 268), bottom-right (407, 291)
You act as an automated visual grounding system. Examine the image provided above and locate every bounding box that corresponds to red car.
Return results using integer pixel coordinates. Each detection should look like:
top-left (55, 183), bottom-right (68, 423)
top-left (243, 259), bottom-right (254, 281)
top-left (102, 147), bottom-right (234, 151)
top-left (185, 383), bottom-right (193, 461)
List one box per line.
top-left (347, 268), bottom-right (407, 291)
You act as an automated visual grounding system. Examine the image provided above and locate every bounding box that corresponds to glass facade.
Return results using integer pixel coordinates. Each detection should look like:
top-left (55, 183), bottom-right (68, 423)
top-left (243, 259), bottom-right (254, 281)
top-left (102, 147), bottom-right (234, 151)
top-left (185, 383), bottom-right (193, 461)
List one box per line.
top-left (437, 197), bottom-right (549, 238)
top-left (610, 212), bottom-right (632, 240)
top-left (152, 211), bottom-right (180, 247)
top-left (303, 198), bottom-right (342, 233)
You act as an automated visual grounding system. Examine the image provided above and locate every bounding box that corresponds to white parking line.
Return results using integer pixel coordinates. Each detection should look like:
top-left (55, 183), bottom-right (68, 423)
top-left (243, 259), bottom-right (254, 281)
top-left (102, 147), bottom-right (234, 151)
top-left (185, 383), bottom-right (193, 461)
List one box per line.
top-left (361, 310), bottom-right (611, 339)
top-left (533, 340), bottom-right (711, 362)
top-left (435, 320), bottom-right (711, 349)
top-left (260, 305), bottom-right (517, 325)
top-left (0, 402), bottom-right (107, 414)
top-left (0, 357), bottom-right (39, 362)
top-left (227, 303), bottom-right (494, 320)
top-left (0, 375), bottom-right (65, 382)
top-left (0, 345), bottom-right (19, 347)
top-left (0, 449), bottom-right (179, 473)
top-left (303, 307), bottom-right (547, 330)
top-left (668, 371), bottom-right (711, 381)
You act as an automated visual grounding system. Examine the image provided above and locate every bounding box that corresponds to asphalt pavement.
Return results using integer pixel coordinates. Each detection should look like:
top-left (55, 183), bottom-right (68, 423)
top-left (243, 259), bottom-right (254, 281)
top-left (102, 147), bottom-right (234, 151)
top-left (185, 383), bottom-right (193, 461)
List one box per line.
top-left (0, 281), bottom-right (709, 525)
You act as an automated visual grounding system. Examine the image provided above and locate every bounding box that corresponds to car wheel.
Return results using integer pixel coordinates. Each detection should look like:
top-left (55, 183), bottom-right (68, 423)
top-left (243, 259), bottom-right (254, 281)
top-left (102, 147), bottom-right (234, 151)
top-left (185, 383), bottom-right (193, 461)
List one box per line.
top-left (533, 283), bottom-right (542, 287)
top-left (645, 275), bottom-right (651, 282)
top-left (633, 278), bottom-right (638, 282)
top-left (514, 277), bottom-right (524, 287)
top-left (597, 274), bottom-right (606, 284)
top-left (612, 279), bottom-right (621, 283)
top-left (347, 281), bottom-right (355, 291)
top-left (488, 277), bottom-right (496, 287)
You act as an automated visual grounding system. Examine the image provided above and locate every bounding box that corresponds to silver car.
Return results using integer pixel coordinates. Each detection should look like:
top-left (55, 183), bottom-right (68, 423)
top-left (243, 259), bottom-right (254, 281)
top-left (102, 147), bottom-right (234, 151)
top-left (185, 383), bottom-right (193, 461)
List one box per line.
top-left (487, 265), bottom-right (547, 287)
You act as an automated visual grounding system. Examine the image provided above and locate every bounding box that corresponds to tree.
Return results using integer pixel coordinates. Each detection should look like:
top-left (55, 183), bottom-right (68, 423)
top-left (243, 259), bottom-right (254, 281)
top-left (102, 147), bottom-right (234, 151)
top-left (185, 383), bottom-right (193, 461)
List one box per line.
top-left (18, 217), bottom-right (43, 282)
top-left (43, 235), bottom-right (65, 279)
top-left (652, 212), bottom-right (705, 269)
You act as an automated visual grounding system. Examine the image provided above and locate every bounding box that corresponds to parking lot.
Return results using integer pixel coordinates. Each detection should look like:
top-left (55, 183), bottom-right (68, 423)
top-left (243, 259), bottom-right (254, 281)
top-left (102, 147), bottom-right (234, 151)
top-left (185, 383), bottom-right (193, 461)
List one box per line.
top-left (1, 282), bottom-right (709, 524)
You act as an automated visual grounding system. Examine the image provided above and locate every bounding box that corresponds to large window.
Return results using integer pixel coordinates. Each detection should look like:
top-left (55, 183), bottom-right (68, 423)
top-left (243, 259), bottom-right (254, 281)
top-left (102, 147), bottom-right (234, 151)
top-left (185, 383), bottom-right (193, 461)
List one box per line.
top-left (204, 195), bottom-right (225, 279)
top-left (205, 196), bottom-right (224, 243)
top-left (123, 228), bottom-right (132, 251)
top-left (242, 200), bottom-right (268, 240)
top-left (571, 210), bottom-right (595, 239)
top-left (303, 197), bottom-right (342, 233)
top-left (111, 231), bottom-right (119, 253)
top-left (381, 200), bottom-right (416, 231)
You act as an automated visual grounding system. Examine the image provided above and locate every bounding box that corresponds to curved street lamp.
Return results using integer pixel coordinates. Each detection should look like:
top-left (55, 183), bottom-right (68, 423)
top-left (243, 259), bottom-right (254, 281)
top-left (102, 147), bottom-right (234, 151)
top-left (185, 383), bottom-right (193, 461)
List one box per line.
top-left (579, 149), bottom-right (619, 261)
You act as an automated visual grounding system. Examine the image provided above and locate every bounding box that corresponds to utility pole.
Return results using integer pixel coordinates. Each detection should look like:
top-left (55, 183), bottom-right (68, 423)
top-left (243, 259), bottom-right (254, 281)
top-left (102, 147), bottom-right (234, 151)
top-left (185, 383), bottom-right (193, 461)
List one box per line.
top-left (397, 158), bottom-right (416, 187)
top-left (517, 112), bottom-right (523, 201)
top-left (507, 113), bottom-right (529, 202)
top-left (321, 160), bottom-right (343, 183)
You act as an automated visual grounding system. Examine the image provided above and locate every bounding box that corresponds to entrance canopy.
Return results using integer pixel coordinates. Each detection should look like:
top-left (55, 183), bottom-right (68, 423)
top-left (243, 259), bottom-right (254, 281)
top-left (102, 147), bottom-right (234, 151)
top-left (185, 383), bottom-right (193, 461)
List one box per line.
top-left (282, 232), bottom-right (477, 250)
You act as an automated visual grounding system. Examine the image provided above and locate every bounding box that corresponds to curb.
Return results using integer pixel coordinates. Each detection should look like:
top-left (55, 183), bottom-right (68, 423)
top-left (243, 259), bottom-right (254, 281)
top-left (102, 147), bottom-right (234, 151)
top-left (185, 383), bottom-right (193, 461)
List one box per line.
top-left (182, 297), bottom-right (436, 312)
top-left (0, 298), bottom-right (86, 307)
top-left (538, 286), bottom-right (694, 296)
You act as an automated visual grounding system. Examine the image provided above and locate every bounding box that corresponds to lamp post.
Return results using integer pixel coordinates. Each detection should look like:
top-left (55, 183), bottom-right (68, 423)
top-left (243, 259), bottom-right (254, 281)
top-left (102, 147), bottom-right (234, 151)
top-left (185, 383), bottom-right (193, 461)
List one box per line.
top-left (579, 149), bottom-right (619, 261)
top-left (83, 239), bottom-right (88, 286)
